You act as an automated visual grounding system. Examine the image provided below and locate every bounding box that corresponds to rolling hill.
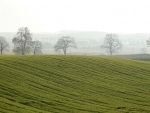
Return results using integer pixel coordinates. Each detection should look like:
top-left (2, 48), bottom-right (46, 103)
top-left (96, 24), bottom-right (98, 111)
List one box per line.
top-left (0, 55), bottom-right (150, 113)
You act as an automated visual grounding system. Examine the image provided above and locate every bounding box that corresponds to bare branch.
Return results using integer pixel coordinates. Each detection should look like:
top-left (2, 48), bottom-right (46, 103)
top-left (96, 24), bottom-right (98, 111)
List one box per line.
top-left (101, 34), bottom-right (123, 55)
top-left (12, 27), bottom-right (32, 55)
top-left (54, 36), bottom-right (77, 55)
top-left (146, 38), bottom-right (150, 47)
top-left (31, 41), bottom-right (42, 55)
top-left (0, 36), bottom-right (9, 54)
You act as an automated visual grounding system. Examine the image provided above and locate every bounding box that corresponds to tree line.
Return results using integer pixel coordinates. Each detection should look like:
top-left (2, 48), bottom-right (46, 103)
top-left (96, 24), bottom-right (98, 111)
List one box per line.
top-left (0, 27), bottom-right (42, 55)
top-left (1, 27), bottom-right (150, 55)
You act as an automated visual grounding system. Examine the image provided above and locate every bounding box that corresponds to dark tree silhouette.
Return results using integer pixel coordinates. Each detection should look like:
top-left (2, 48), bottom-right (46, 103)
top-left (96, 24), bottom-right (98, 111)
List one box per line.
top-left (31, 41), bottom-right (42, 55)
top-left (0, 36), bottom-right (9, 54)
top-left (146, 38), bottom-right (150, 47)
top-left (54, 36), bottom-right (77, 55)
top-left (101, 34), bottom-right (123, 55)
top-left (12, 27), bottom-right (32, 55)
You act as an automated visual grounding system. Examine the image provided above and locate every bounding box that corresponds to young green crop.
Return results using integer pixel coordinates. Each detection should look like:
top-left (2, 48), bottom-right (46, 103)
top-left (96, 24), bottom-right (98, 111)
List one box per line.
top-left (0, 55), bottom-right (150, 113)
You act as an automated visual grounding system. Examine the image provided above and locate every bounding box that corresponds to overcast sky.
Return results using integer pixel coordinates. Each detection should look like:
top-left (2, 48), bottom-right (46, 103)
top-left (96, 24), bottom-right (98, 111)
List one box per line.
top-left (0, 0), bottom-right (150, 33)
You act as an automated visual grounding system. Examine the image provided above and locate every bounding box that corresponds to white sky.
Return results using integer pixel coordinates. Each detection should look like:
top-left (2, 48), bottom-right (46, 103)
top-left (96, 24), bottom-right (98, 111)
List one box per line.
top-left (0, 0), bottom-right (150, 33)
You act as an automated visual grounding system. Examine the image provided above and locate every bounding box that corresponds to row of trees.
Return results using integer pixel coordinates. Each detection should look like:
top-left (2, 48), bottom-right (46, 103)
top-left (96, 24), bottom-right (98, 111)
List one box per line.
top-left (12, 27), bottom-right (42, 55)
top-left (0, 31), bottom-right (125, 55)
top-left (0, 27), bottom-right (42, 55)
top-left (54, 34), bottom-right (123, 55)
top-left (54, 34), bottom-right (150, 55)
top-left (1, 27), bottom-right (150, 55)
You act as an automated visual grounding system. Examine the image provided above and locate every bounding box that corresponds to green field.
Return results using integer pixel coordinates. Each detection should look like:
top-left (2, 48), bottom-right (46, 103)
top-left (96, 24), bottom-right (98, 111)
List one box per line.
top-left (0, 55), bottom-right (150, 113)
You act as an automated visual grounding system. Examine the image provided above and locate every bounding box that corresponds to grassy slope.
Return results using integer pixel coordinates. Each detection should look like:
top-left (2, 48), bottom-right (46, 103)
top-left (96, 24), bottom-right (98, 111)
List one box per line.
top-left (0, 55), bottom-right (150, 113)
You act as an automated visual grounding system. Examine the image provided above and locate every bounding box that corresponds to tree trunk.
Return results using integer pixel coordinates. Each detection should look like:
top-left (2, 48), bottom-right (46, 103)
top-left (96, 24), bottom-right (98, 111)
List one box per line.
top-left (21, 33), bottom-right (24, 55)
top-left (1, 44), bottom-right (2, 54)
top-left (63, 48), bottom-right (66, 55)
top-left (22, 47), bottom-right (24, 55)
top-left (34, 48), bottom-right (36, 55)
top-left (110, 51), bottom-right (113, 55)
top-left (64, 51), bottom-right (66, 55)
top-left (64, 50), bottom-right (66, 55)
top-left (23, 40), bottom-right (27, 55)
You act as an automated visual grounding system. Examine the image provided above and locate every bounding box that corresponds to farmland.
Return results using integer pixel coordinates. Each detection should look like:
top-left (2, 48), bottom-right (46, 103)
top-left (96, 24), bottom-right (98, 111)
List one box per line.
top-left (0, 55), bottom-right (150, 113)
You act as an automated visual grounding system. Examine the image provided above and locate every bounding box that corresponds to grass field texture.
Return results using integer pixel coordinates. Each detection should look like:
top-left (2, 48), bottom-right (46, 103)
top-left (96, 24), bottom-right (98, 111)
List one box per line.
top-left (0, 55), bottom-right (150, 113)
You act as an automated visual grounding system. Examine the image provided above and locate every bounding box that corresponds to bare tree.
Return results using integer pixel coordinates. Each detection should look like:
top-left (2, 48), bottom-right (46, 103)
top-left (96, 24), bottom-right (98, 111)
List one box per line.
top-left (0, 36), bottom-right (9, 54)
top-left (54, 36), bottom-right (77, 55)
top-left (31, 41), bottom-right (42, 55)
top-left (101, 34), bottom-right (123, 55)
top-left (12, 27), bottom-right (32, 55)
top-left (146, 38), bottom-right (150, 46)
top-left (25, 41), bottom-right (34, 55)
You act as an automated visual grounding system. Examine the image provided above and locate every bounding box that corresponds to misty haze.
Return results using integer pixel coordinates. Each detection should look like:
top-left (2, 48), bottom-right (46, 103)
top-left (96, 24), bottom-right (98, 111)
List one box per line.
top-left (0, 31), bottom-right (150, 55)
top-left (0, 0), bottom-right (150, 113)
